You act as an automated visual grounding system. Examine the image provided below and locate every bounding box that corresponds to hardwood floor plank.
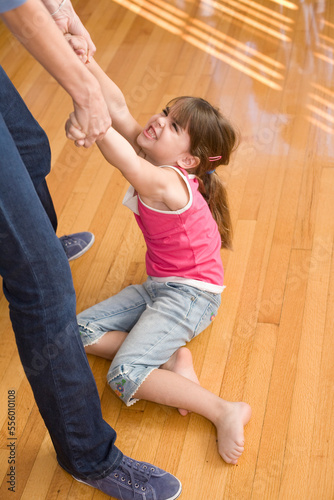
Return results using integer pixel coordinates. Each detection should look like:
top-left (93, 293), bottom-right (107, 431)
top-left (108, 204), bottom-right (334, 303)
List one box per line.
top-left (258, 117), bottom-right (311, 324)
top-left (20, 434), bottom-right (57, 500)
top-left (251, 248), bottom-right (312, 499)
top-left (226, 323), bottom-right (278, 500)
top-left (307, 249), bottom-right (334, 500)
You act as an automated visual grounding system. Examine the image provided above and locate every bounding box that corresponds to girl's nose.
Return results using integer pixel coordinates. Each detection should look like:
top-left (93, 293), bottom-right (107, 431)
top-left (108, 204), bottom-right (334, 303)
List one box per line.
top-left (156, 117), bottom-right (166, 128)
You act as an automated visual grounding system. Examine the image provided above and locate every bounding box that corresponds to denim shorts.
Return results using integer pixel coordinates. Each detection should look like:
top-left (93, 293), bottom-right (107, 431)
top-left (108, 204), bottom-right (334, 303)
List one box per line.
top-left (77, 277), bottom-right (221, 406)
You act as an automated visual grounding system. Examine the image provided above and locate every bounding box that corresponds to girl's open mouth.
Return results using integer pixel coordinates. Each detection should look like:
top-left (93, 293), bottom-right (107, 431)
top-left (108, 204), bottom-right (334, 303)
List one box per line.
top-left (143, 126), bottom-right (157, 140)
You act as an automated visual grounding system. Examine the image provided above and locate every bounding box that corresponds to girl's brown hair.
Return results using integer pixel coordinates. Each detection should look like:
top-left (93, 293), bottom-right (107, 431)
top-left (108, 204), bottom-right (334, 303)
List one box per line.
top-left (167, 96), bottom-right (237, 249)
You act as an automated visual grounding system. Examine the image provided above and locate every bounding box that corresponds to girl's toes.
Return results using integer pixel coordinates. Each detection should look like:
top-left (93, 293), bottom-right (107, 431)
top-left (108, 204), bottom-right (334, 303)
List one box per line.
top-left (222, 453), bottom-right (237, 464)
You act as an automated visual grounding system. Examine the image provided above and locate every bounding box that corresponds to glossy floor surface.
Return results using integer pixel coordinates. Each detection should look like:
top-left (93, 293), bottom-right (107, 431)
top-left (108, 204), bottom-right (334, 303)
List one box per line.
top-left (0, 0), bottom-right (333, 498)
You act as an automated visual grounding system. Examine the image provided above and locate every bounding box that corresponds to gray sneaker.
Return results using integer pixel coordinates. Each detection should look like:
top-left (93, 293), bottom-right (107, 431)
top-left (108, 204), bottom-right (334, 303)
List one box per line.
top-left (74, 455), bottom-right (182, 499)
top-left (59, 232), bottom-right (95, 261)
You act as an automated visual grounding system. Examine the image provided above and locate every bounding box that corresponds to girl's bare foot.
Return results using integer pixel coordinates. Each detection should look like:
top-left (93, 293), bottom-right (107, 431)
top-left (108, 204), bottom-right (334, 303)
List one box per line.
top-left (161, 347), bottom-right (200, 416)
top-left (215, 401), bottom-right (252, 464)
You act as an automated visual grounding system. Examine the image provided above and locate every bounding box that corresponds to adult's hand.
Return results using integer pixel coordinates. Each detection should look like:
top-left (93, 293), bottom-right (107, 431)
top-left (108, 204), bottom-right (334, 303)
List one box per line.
top-left (72, 88), bottom-right (111, 148)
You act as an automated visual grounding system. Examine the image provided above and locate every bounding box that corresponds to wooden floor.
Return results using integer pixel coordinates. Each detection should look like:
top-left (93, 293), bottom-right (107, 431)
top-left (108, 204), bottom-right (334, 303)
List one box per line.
top-left (1, 0), bottom-right (333, 498)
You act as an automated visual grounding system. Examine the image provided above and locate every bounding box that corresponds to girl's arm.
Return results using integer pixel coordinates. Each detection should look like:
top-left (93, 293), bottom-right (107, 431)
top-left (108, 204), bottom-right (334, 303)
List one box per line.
top-left (66, 113), bottom-right (186, 210)
top-left (86, 59), bottom-right (143, 150)
top-left (97, 127), bottom-right (183, 208)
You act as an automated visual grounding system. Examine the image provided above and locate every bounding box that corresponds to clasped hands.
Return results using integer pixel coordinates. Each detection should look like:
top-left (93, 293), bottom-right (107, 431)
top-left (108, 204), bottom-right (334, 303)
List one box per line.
top-left (51, 0), bottom-right (95, 64)
top-left (66, 111), bottom-right (90, 147)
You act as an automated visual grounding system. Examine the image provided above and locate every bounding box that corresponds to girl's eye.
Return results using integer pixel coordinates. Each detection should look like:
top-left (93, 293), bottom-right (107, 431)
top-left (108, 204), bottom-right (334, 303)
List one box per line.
top-left (162, 108), bottom-right (179, 131)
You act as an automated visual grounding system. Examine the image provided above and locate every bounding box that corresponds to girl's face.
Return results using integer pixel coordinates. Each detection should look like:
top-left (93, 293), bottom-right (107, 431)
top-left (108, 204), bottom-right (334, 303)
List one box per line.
top-left (136, 107), bottom-right (194, 166)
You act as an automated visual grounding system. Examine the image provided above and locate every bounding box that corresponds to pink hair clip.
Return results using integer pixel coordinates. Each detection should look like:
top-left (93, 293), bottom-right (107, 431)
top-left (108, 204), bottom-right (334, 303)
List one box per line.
top-left (208, 156), bottom-right (222, 162)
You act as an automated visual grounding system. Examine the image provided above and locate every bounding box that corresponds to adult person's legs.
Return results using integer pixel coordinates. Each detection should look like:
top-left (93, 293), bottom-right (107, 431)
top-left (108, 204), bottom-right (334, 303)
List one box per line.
top-left (0, 67), bottom-right (121, 477)
top-left (0, 67), bottom-right (181, 499)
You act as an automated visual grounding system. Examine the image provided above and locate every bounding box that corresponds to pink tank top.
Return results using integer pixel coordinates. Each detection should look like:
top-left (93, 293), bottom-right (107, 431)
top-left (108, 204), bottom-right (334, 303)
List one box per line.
top-left (130, 166), bottom-right (224, 288)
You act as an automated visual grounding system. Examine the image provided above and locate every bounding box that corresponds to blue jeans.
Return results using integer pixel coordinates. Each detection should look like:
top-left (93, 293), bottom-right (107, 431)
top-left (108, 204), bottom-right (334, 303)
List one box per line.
top-left (78, 278), bottom-right (221, 405)
top-left (0, 66), bottom-right (122, 479)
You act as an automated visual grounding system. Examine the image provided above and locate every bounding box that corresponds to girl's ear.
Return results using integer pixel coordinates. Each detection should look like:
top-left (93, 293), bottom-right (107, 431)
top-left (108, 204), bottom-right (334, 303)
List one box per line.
top-left (176, 154), bottom-right (200, 169)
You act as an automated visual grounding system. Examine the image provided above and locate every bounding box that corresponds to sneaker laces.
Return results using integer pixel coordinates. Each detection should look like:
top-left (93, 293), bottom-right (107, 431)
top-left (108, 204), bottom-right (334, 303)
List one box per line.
top-left (60, 235), bottom-right (75, 247)
top-left (116, 457), bottom-right (155, 494)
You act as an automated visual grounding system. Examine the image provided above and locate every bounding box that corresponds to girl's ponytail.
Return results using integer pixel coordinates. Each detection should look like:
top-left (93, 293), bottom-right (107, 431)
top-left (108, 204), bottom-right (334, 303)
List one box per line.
top-left (198, 172), bottom-right (233, 249)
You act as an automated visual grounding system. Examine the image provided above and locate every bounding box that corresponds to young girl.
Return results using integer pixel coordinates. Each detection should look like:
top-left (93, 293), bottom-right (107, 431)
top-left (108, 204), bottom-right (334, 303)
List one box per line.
top-left (66, 59), bottom-right (251, 465)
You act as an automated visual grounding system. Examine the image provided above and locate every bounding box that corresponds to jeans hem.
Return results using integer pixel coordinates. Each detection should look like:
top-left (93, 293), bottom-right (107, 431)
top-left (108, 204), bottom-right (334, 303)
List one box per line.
top-left (107, 366), bottom-right (156, 407)
top-left (58, 447), bottom-right (123, 480)
top-left (127, 366), bottom-right (156, 407)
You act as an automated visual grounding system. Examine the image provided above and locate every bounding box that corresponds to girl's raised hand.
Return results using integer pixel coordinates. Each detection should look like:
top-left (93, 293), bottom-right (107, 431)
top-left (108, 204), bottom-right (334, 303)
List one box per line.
top-left (64, 33), bottom-right (89, 64)
top-left (65, 111), bottom-right (87, 147)
top-left (51, 0), bottom-right (96, 62)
